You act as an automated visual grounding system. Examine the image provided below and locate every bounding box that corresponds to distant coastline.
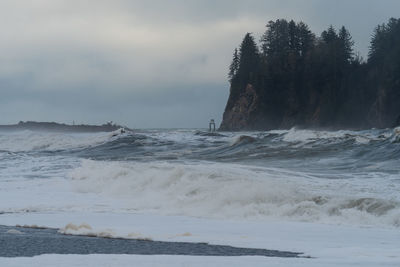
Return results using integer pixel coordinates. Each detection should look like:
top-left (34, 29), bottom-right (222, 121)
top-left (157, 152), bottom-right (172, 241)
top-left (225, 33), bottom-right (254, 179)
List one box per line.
top-left (0, 121), bottom-right (128, 133)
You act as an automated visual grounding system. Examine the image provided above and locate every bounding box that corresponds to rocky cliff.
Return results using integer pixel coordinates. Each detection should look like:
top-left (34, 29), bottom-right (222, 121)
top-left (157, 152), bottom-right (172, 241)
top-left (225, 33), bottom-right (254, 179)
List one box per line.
top-left (219, 18), bottom-right (400, 131)
top-left (219, 84), bottom-right (260, 131)
top-left (220, 81), bottom-right (400, 131)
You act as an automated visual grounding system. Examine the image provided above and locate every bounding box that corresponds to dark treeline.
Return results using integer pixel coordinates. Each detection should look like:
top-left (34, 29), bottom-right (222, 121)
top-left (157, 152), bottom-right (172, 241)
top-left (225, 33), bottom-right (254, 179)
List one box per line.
top-left (220, 18), bottom-right (400, 130)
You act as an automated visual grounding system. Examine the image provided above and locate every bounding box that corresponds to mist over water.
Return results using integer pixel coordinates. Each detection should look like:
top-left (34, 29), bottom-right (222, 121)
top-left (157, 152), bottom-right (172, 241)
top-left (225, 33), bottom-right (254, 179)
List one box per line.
top-left (1, 127), bottom-right (400, 227)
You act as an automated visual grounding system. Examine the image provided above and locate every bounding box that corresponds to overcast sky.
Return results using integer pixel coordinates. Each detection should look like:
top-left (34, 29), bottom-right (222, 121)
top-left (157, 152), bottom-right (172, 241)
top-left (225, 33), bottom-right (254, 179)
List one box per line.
top-left (0, 0), bottom-right (399, 128)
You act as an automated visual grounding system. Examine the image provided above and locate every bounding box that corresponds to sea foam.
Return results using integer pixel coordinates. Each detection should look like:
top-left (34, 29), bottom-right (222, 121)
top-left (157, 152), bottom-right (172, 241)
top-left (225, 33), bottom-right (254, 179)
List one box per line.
top-left (0, 131), bottom-right (114, 152)
top-left (68, 160), bottom-right (400, 227)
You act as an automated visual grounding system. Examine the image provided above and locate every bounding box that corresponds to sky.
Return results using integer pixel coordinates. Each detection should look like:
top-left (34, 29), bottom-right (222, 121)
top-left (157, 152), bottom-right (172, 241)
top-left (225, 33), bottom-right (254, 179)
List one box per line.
top-left (0, 0), bottom-right (399, 128)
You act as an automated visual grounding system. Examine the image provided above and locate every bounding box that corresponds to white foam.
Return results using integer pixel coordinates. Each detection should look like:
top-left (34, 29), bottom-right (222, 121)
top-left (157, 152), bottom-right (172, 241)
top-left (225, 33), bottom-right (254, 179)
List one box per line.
top-left (281, 128), bottom-right (389, 145)
top-left (58, 223), bottom-right (117, 238)
top-left (68, 160), bottom-right (400, 227)
top-left (391, 127), bottom-right (400, 143)
top-left (0, 131), bottom-right (113, 152)
top-left (6, 229), bottom-right (23, 234)
top-left (2, 212), bottom-right (400, 267)
top-left (1, 129), bottom-right (399, 266)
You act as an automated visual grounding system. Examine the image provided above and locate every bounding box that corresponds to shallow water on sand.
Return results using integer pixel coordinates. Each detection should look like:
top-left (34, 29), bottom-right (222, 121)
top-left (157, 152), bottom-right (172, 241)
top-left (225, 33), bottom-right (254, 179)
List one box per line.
top-left (0, 225), bottom-right (302, 258)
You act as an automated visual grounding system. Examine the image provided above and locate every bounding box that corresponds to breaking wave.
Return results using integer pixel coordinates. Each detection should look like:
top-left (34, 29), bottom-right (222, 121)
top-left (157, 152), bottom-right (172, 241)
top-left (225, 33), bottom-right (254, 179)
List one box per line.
top-left (0, 130), bottom-right (115, 152)
top-left (1, 127), bottom-right (400, 227)
top-left (68, 160), bottom-right (400, 227)
top-left (1, 127), bottom-right (399, 158)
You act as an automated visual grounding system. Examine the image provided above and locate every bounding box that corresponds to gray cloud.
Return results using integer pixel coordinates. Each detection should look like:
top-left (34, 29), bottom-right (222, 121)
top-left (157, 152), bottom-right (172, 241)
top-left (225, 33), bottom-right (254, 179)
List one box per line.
top-left (0, 0), bottom-right (399, 128)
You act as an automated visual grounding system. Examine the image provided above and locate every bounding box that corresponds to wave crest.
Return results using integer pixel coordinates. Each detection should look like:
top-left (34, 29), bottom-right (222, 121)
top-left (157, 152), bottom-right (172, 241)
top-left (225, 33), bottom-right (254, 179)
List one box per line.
top-left (69, 160), bottom-right (400, 227)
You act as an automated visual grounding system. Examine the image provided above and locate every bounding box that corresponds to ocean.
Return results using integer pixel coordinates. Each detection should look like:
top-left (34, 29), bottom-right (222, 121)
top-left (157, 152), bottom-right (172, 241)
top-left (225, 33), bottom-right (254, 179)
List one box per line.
top-left (1, 128), bottom-right (400, 265)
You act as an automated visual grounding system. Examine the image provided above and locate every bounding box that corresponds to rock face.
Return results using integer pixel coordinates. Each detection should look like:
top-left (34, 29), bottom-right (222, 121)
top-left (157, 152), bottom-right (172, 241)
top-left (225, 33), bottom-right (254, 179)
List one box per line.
top-left (219, 84), bottom-right (259, 131)
top-left (219, 82), bottom-right (400, 131)
top-left (368, 86), bottom-right (400, 128)
top-left (367, 87), bottom-right (388, 128)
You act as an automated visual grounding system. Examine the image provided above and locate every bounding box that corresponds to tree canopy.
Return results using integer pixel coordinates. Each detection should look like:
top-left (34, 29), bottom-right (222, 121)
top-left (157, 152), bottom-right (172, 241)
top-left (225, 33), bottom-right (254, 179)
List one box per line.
top-left (223, 18), bottom-right (400, 130)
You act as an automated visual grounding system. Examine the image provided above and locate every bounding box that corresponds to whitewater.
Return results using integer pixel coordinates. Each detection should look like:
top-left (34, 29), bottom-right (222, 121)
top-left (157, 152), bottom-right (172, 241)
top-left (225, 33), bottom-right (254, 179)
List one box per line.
top-left (1, 127), bottom-right (400, 266)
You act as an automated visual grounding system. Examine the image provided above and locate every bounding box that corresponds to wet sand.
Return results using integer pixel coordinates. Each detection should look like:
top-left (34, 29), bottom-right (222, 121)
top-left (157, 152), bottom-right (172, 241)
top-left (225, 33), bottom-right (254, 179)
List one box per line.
top-left (0, 225), bottom-right (303, 258)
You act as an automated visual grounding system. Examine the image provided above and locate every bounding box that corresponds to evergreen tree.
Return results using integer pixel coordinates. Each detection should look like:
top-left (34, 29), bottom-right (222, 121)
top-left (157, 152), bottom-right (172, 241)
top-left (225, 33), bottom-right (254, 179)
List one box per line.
top-left (237, 33), bottom-right (260, 84)
top-left (338, 26), bottom-right (354, 62)
top-left (369, 18), bottom-right (400, 66)
top-left (367, 18), bottom-right (400, 127)
top-left (260, 19), bottom-right (290, 59)
top-left (259, 19), bottom-right (316, 126)
top-left (228, 48), bottom-right (239, 83)
top-left (321, 26), bottom-right (338, 43)
top-left (297, 22), bottom-right (315, 57)
top-left (288, 20), bottom-right (299, 53)
top-left (226, 33), bottom-right (260, 109)
top-left (261, 19), bottom-right (314, 60)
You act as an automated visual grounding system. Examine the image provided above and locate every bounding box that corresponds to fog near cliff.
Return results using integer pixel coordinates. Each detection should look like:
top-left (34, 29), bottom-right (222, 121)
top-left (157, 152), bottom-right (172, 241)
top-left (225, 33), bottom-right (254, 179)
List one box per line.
top-left (0, 0), bottom-right (399, 128)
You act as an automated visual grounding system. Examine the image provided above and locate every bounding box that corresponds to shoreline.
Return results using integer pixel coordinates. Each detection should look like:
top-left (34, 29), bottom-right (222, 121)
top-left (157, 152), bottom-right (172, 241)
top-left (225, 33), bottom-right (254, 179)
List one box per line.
top-left (0, 225), bottom-right (303, 258)
top-left (0, 121), bottom-right (129, 133)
